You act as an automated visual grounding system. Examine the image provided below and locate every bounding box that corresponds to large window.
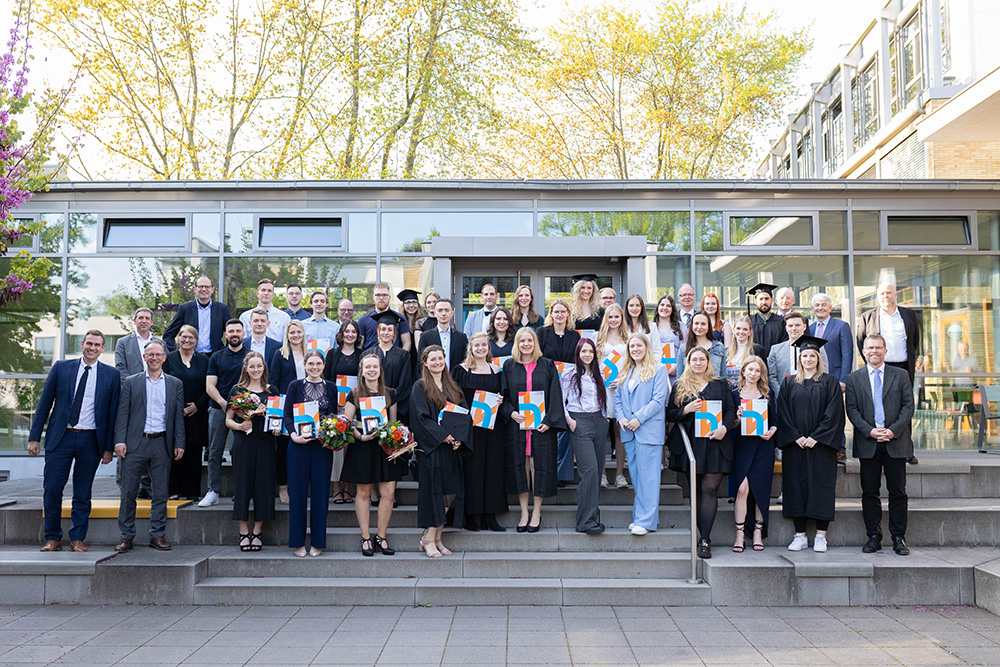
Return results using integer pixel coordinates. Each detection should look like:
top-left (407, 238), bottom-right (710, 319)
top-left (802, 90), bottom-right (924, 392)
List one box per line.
top-left (258, 217), bottom-right (342, 248)
top-left (382, 212), bottom-right (532, 253)
top-left (822, 102), bottom-right (844, 175)
top-left (540, 211), bottom-right (690, 252)
top-left (0, 259), bottom-right (62, 374)
top-left (890, 14), bottom-right (923, 114)
top-left (102, 217), bottom-right (186, 249)
top-left (728, 215), bottom-right (814, 248)
top-left (852, 61), bottom-right (880, 149)
top-left (886, 215), bottom-right (971, 247)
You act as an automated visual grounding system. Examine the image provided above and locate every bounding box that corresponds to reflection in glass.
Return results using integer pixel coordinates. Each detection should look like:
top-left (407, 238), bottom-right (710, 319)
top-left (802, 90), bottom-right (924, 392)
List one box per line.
top-left (192, 213), bottom-right (221, 253)
top-left (9, 218), bottom-right (34, 249)
top-left (654, 257), bottom-right (692, 300)
top-left (912, 376), bottom-right (996, 451)
top-left (978, 211), bottom-right (999, 251)
top-left (69, 213), bottom-right (98, 253)
top-left (539, 211), bottom-right (690, 251)
top-left (382, 212), bottom-right (532, 253)
top-left (102, 217), bottom-right (186, 248)
top-left (349, 213), bottom-right (377, 254)
top-left (460, 275), bottom-right (521, 325)
top-left (544, 274), bottom-right (613, 314)
top-left (39, 213), bottom-right (65, 253)
top-left (729, 215), bottom-right (812, 246)
top-left (819, 211), bottom-right (847, 251)
top-left (380, 257), bottom-right (433, 313)
top-left (0, 378), bottom-right (47, 451)
top-left (258, 218), bottom-right (342, 248)
top-left (694, 212), bottom-right (722, 251)
top-left (224, 213), bottom-right (253, 253)
top-left (852, 210), bottom-right (879, 250)
top-left (0, 258), bottom-right (62, 374)
top-left (886, 215), bottom-right (970, 246)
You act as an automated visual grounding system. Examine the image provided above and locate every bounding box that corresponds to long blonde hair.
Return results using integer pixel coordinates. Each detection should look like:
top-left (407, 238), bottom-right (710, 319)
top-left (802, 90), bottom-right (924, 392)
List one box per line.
top-left (596, 303), bottom-right (628, 350)
top-left (463, 332), bottom-right (493, 371)
top-left (280, 320), bottom-right (307, 360)
top-left (544, 298), bottom-right (576, 330)
top-left (726, 315), bottom-right (756, 365)
top-left (673, 346), bottom-right (715, 406)
top-left (571, 280), bottom-right (600, 321)
top-left (795, 348), bottom-right (825, 384)
top-left (620, 332), bottom-right (658, 383)
top-left (738, 355), bottom-right (769, 399)
top-left (512, 327), bottom-right (542, 364)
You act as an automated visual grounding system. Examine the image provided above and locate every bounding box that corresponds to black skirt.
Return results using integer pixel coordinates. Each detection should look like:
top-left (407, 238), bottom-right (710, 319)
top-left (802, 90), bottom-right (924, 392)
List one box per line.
top-left (340, 439), bottom-right (408, 484)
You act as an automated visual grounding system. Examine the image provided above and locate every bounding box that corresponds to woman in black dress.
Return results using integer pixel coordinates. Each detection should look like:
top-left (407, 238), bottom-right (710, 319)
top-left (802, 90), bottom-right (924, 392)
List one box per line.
top-left (731, 356), bottom-right (777, 552)
top-left (776, 336), bottom-right (845, 554)
top-left (666, 346), bottom-right (737, 559)
top-left (411, 345), bottom-right (473, 558)
top-left (226, 352), bottom-right (280, 552)
top-left (341, 352), bottom-right (404, 556)
top-left (453, 332), bottom-right (507, 532)
top-left (537, 299), bottom-right (580, 487)
top-left (570, 274), bottom-right (604, 332)
top-left (269, 320), bottom-right (307, 505)
top-left (488, 306), bottom-right (515, 359)
top-left (500, 327), bottom-right (567, 532)
top-left (323, 320), bottom-right (362, 504)
top-left (398, 288), bottom-right (422, 377)
top-left (164, 325), bottom-right (210, 500)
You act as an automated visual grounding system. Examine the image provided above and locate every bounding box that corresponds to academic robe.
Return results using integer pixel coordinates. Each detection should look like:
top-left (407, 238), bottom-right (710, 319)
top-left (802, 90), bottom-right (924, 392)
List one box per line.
top-left (573, 307), bottom-right (605, 333)
top-left (499, 357), bottom-right (567, 498)
top-left (775, 373), bottom-right (846, 522)
top-left (452, 365), bottom-right (507, 515)
top-left (374, 345), bottom-right (412, 423)
top-left (410, 379), bottom-right (473, 528)
top-left (751, 312), bottom-right (788, 359)
top-left (536, 326), bottom-right (581, 363)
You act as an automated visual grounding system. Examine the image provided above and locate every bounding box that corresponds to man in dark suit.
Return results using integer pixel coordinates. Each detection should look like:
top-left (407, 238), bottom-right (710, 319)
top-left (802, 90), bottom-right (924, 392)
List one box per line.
top-left (418, 298), bottom-right (468, 371)
top-left (162, 275), bottom-right (232, 354)
top-left (855, 282), bottom-right (920, 463)
top-left (845, 334), bottom-right (914, 556)
top-left (809, 292), bottom-right (854, 389)
top-left (29, 330), bottom-right (121, 552)
top-left (113, 339), bottom-right (186, 553)
top-left (243, 308), bottom-right (281, 364)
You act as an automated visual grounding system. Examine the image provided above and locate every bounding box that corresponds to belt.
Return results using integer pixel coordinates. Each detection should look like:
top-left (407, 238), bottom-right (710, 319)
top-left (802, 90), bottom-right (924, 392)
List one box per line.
top-left (65, 428), bottom-right (95, 433)
top-left (144, 432), bottom-right (166, 439)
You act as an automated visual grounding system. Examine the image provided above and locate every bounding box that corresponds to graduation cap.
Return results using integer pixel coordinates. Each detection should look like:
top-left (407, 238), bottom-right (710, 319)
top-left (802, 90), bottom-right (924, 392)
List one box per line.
top-left (745, 282), bottom-right (778, 316)
top-left (791, 335), bottom-right (828, 353)
top-left (373, 310), bottom-right (403, 328)
top-left (396, 289), bottom-right (420, 303)
top-left (572, 273), bottom-right (599, 284)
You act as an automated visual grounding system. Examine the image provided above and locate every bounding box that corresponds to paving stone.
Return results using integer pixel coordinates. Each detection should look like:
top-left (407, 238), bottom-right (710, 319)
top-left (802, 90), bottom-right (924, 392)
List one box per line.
top-left (505, 630), bottom-right (568, 645)
top-left (247, 644), bottom-right (322, 664)
top-left (444, 631), bottom-right (506, 646)
top-left (182, 644), bottom-right (250, 664)
top-left (505, 644), bottom-right (571, 664)
top-left (264, 629), bottom-right (335, 646)
top-left (816, 646), bottom-right (902, 665)
top-left (879, 645), bottom-right (963, 664)
top-left (929, 630), bottom-right (1000, 646)
top-left (312, 644), bottom-right (385, 664)
top-left (383, 631), bottom-right (449, 646)
top-left (565, 630), bottom-right (630, 647)
top-left (630, 645), bottom-right (702, 664)
top-left (737, 631), bottom-right (812, 647)
top-left (23, 629), bottom-right (102, 645)
top-left (0, 630), bottom-right (43, 646)
top-left (693, 645), bottom-right (769, 664)
top-left (0, 644), bottom-right (73, 662)
top-left (124, 644), bottom-right (198, 663)
top-left (324, 630), bottom-right (392, 647)
top-left (622, 631), bottom-right (687, 647)
top-left (944, 645), bottom-right (1000, 664)
top-left (141, 630), bottom-right (216, 648)
top-left (200, 631), bottom-right (272, 647)
top-left (440, 644), bottom-right (508, 664)
top-left (55, 645), bottom-right (136, 664)
top-left (568, 645), bottom-right (638, 664)
top-left (680, 631), bottom-right (752, 647)
top-left (755, 646), bottom-right (837, 665)
top-left (374, 644), bottom-right (445, 663)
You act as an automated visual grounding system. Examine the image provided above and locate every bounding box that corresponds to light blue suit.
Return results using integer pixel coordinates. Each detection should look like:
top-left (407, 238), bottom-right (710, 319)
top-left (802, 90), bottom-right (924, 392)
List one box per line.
top-left (614, 365), bottom-right (670, 530)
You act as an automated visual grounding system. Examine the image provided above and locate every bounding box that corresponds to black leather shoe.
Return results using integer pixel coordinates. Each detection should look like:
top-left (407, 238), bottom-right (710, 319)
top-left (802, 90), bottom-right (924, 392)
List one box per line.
top-left (137, 489), bottom-right (152, 500)
top-left (892, 536), bottom-right (910, 556)
top-left (697, 538), bottom-right (712, 559)
top-left (584, 523), bottom-right (605, 535)
top-left (516, 524), bottom-right (528, 533)
top-left (465, 515), bottom-right (481, 532)
top-left (483, 514), bottom-right (506, 532)
top-left (906, 455), bottom-right (919, 464)
top-left (862, 535), bottom-right (882, 553)
top-left (527, 519), bottom-right (541, 533)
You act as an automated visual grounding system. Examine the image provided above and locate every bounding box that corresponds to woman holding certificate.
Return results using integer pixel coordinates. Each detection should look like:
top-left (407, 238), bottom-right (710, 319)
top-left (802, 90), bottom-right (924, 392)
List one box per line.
top-left (561, 338), bottom-right (609, 534)
top-left (453, 332), bottom-right (507, 532)
top-left (676, 312), bottom-right (726, 378)
top-left (725, 316), bottom-right (765, 389)
top-left (615, 333), bottom-right (670, 536)
top-left (226, 352), bottom-right (280, 552)
top-left (731, 356), bottom-right (777, 552)
top-left (269, 321), bottom-right (307, 504)
top-left (597, 304), bottom-right (629, 489)
top-left (283, 350), bottom-right (338, 557)
top-left (500, 327), bottom-right (567, 532)
top-left (666, 346), bottom-right (737, 559)
top-left (411, 345), bottom-right (473, 557)
top-left (775, 336), bottom-right (845, 553)
top-left (512, 285), bottom-right (542, 331)
top-left (323, 320), bottom-right (362, 504)
top-left (488, 307), bottom-right (515, 358)
top-left (570, 274), bottom-right (604, 331)
top-left (372, 311), bottom-right (413, 423)
top-left (536, 299), bottom-right (579, 487)
top-left (341, 352), bottom-right (404, 556)
top-left (653, 296), bottom-right (684, 378)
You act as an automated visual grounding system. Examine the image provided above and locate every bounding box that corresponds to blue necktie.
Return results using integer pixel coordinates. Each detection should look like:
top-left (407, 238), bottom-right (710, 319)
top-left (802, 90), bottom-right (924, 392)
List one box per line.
top-left (68, 365), bottom-right (91, 427)
top-left (873, 368), bottom-right (885, 426)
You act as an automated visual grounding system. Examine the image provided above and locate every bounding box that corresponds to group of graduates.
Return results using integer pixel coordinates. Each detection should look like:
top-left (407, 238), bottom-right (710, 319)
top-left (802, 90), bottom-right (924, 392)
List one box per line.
top-left (30, 273), bottom-right (917, 560)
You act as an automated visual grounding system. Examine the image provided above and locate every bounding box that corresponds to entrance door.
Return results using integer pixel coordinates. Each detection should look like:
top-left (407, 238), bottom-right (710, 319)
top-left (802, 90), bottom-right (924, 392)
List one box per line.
top-left (453, 262), bottom-right (622, 329)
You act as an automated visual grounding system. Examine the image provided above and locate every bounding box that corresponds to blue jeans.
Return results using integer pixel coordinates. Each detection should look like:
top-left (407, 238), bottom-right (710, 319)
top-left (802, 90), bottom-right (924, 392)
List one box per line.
top-left (43, 431), bottom-right (101, 542)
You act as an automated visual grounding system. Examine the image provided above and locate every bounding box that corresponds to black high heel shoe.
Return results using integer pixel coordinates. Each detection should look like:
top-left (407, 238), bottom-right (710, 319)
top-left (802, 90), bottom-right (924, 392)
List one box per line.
top-left (465, 515), bottom-right (481, 532)
top-left (239, 532), bottom-right (252, 552)
top-left (527, 518), bottom-right (541, 533)
top-left (250, 532), bottom-right (263, 552)
top-left (374, 535), bottom-right (395, 556)
top-left (483, 514), bottom-right (506, 532)
top-left (360, 536), bottom-right (374, 557)
top-left (697, 538), bottom-right (712, 559)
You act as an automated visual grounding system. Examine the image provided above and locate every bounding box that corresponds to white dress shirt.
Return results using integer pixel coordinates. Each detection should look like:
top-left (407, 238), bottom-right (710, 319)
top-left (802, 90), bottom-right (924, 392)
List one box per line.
top-left (196, 300), bottom-right (213, 353)
top-left (70, 359), bottom-right (99, 430)
top-left (136, 332), bottom-right (153, 371)
top-left (249, 335), bottom-right (268, 358)
top-left (144, 372), bottom-right (167, 433)
top-left (240, 305), bottom-right (291, 343)
top-left (560, 367), bottom-right (606, 416)
top-left (879, 308), bottom-right (907, 363)
top-left (438, 327), bottom-right (452, 369)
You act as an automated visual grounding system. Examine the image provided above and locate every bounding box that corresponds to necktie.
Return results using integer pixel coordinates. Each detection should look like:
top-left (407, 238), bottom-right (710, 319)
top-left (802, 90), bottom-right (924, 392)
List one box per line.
top-left (873, 369), bottom-right (885, 426)
top-left (684, 312), bottom-right (692, 328)
top-left (816, 320), bottom-right (825, 338)
top-left (68, 365), bottom-right (91, 427)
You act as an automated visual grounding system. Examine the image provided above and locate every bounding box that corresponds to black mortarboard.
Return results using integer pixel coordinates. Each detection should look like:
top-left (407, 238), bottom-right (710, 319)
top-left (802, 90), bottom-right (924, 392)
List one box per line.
top-left (397, 289), bottom-right (420, 302)
top-left (374, 310), bottom-right (403, 327)
top-left (745, 282), bottom-right (778, 316)
top-left (572, 273), bottom-right (600, 283)
top-left (791, 335), bottom-right (828, 352)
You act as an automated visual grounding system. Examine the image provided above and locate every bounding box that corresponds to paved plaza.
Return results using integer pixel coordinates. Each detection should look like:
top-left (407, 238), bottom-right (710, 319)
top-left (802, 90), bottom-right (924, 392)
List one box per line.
top-left (0, 603), bottom-right (998, 666)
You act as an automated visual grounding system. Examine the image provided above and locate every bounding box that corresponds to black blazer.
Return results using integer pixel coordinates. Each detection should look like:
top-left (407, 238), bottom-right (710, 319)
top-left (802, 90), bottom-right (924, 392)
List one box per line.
top-left (417, 328), bottom-right (468, 370)
top-left (269, 349), bottom-right (302, 394)
top-left (243, 336), bottom-right (282, 368)
top-left (163, 300), bottom-right (232, 354)
top-left (855, 305), bottom-right (920, 381)
top-left (844, 365), bottom-right (914, 459)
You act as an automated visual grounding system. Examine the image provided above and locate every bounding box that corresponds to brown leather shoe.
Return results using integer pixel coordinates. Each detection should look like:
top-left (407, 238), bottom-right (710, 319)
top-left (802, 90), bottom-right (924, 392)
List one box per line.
top-left (69, 540), bottom-right (88, 552)
top-left (114, 538), bottom-right (133, 553)
top-left (40, 540), bottom-right (63, 552)
top-left (148, 537), bottom-right (172, 551)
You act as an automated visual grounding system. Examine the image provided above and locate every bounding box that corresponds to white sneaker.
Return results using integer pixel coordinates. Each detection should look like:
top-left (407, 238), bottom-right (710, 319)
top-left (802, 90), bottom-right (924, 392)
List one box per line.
top-left (787, 533), bottom-right (808, 551)
top-left (631, 525), bottom-right (648, 536)
top-left (628, 522), bottom-right (635, 531)
top-left (601, 475), bottom-right (609, 488)
top-left (615, 474), bottom-right (629, 488)
top-left (813, 534), bottom-right (828, 553)
top-left (198, 490), bottom-right (219, 507)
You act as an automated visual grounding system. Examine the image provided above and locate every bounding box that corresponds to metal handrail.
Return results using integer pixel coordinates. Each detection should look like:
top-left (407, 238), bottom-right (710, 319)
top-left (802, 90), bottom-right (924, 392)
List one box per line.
top-left (678, 427), bottom-right (700, 584)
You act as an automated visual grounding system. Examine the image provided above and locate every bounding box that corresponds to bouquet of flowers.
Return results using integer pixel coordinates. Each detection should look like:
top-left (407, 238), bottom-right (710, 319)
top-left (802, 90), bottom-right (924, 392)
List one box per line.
top-left (318, 415), bottom-right (355, 451)
top-left (227, 392), bottom-right (266, 434)
top-left (375, 420), bottom-right (418, 460)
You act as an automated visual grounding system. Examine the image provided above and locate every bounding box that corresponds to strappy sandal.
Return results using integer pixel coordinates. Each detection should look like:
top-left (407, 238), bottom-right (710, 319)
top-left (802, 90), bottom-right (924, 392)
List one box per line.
top-left (732, 521), bottom-right (746, 553)
top-left (239, 532), bottom-right (252, 552)
top-left (374, 535), bottom-right (395, 556)
top-left (435, 540), bottom-right (452, 556)
top-left (332, 490), bottom-right (347, 504)
top-left (419, 532), bottom-right (442, 558)
top-left (753, 520), bottom-right (766, 551)
top-left (361, 536), bottom-right (374, 557)
top-left (250, 532), bottom-right (263, 551)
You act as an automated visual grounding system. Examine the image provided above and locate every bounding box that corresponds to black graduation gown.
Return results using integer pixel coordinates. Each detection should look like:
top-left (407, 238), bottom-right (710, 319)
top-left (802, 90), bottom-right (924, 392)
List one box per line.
top-left (751, 312), bottom-right (788, 359)
top-left (573, 307), bottom-right (605, 333)
top-left (665, 379), bottom-right (737, 474)
top-left (776, 373), bottom-right (846, 521)
top-left (499, 358), bottom-right (567, 498)
top-left (410, 379), bottom-right (473, 528)
top-left (452, 365), bottom-right (507, 515)
top-left (537, 326), bottom-right (582, 363)
top-left (730, 389), bottom-right (777, 537)
top-left (375, 345), bottom-right (412, 423)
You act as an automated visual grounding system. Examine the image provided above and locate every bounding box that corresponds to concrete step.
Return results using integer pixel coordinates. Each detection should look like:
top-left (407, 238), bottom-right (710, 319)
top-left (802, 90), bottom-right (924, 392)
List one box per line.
top-left (390, 481), bottom-right (685, 506)
top-left (205, 547), bottom-right (695, 579)
top-left (192, 575), bottom-right (711, 606)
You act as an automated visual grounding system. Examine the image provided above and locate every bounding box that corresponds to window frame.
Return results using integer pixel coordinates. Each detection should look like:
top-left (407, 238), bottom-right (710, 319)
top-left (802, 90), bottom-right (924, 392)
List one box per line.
top-left (252, 212), bottom-right (347, 252)
top-left (97, 214), bottom-right (190, 252)
top-left (8, 214), bottom-right (40, 253)
top-left (723, 210), bottom-right (820, 252)
top-left (881, 211), bottom-right (977, 251)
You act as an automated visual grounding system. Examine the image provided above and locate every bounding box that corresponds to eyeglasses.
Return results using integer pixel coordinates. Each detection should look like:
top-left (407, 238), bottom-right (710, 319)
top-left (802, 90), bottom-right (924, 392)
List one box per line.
top-left (195, 284), bottom-right (213, 289)
top-left (144, 353), bottom-right (165, 359)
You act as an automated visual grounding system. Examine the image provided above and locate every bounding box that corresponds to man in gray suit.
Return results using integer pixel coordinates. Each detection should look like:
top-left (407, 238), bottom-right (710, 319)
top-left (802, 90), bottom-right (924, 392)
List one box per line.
top-left (767, 312), bottom-right (828, 397)
top-left (845, 334), bottom-right (914, 556)
top-left (114, 339), bottom-right (185, 553)
top-left (115, 307), bottom-right (156, 496)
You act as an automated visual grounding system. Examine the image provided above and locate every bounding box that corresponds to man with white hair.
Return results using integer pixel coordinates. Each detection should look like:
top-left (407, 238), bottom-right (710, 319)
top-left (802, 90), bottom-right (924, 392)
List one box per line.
top-left (809, 293), bottom-right (853, 390)
top-left (775, 287), bottom-right (797, 318)
top-left (856, 282), bottom-right (921, 464)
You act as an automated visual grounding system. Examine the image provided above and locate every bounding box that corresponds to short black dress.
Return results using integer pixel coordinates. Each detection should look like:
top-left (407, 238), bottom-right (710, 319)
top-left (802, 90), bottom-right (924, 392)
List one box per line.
top-left (730, 390), bottom-right (777, 537)
top-left (452, 365), bottom-right (507, 515)
top-left (665, 379), bottom-right (737, 475)
top-left (229, 385), bottom-right (279, 522)
top-left (339, 388), bottom-right (407, 484)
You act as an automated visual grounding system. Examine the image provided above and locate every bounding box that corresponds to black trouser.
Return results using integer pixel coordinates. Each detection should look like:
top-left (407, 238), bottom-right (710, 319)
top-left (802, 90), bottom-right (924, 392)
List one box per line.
top-left (859, 441), bottom-right (908, 539)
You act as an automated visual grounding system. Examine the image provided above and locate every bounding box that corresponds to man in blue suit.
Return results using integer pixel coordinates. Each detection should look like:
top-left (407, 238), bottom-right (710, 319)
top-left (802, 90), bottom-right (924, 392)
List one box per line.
top-left (809, 293), bottom-right (854, 389)
top-left (162, 275), bottom-right (232, 354)
top-left (28, 330), bottom-right (121, 552)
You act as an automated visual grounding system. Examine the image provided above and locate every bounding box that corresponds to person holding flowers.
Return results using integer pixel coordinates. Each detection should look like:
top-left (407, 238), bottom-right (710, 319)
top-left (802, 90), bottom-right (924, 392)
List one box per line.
top-left (226, 352), bottom-right (280, 552)
top-left (283, 350), bottom-right (338, 557)
top-left (452, 332), bottom-right (507, 532)
top-left (341, 352), bottom-right (406, 556)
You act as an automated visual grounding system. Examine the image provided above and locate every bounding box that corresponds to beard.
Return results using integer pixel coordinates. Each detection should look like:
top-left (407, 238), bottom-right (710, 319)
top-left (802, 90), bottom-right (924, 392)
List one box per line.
top-left (757, 302), bottom-right (771, 315)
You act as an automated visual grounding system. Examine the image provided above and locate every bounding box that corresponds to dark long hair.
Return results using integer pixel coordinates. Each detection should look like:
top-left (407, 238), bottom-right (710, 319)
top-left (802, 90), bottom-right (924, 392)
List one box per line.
top-left (572, 338), bottom-right (607, 413)
top-left (653, 295), bottom-right (683, 338)
top-left (684, 310), bottom-right (714, 350)
top-left (419, 344), bottom-right (464, 409)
